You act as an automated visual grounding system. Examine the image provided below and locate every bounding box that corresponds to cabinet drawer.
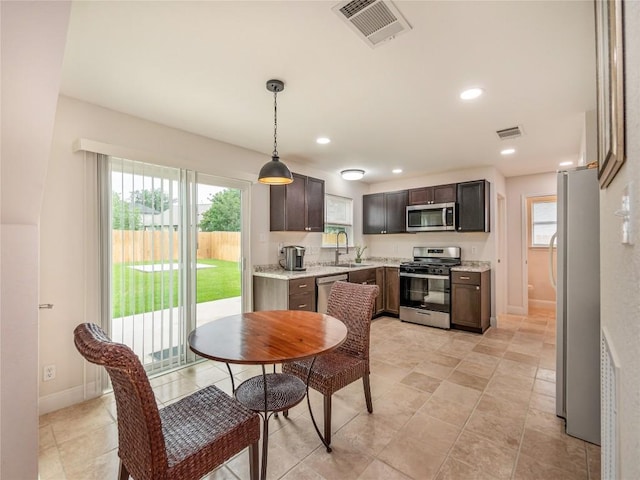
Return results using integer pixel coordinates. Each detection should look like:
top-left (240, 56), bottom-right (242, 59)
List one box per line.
top-left (289, 277), bottom-right (314, 294)
top-left (452, 271), bottom-right (481, 285)
top-left (288, 292), bottom-right (314, 311)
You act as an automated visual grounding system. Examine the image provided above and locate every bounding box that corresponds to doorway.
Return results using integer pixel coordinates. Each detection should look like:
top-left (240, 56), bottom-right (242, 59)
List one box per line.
top-left (524, 194), bottom-right (557, 313)
top-left (496, 193), bottom-right (507, 316)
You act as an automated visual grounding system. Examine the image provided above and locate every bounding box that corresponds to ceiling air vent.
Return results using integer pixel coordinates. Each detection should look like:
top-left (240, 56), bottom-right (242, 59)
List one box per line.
top-left (332, 0), bottom-right (412, 48)
top-left (496, 126), bottom-right (524, 140)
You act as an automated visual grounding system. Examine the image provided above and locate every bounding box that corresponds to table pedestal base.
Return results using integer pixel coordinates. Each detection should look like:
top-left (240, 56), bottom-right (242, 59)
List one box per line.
top-left (236, 371), bottom-right (306, 480)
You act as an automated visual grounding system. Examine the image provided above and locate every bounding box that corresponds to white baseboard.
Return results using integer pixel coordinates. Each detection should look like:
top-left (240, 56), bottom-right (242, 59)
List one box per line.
top-left (528, 299), bottom-right (555, 310)
top-left (39, 382), bottom-right (101, 415)
top-left (507, 305), bottom-right (527, 315)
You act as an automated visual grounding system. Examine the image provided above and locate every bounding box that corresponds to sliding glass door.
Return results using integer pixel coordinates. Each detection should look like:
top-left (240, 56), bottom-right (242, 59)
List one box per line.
top-left (101, 156), bottom-right (248, 375)
top-left (194, 174), bottom-right (244, 329)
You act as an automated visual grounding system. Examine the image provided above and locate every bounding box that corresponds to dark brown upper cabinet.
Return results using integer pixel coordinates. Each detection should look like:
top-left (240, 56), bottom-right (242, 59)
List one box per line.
top-left (408, 183), bottom-right (457, 205)
top-left (457, 180), bottom-right (490, 232)
top-left (270, 172), bottom-right (325, 232)
top-left (363, 190), bottom-right (408, 234)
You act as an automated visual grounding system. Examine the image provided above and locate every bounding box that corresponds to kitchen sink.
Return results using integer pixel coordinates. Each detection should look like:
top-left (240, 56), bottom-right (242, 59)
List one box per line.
top-left (334, 263), bottom-right (373, 268)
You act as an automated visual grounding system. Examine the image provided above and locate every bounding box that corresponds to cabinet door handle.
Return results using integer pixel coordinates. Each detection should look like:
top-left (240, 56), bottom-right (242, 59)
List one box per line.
top-left (460, 276), bottom-right (470, 280)
top-left (298, 304), bottom-right (307, 308)
top-left (298, 284), bottom-right (307, 288)
top-left (476, 286), bottom-right (480, 290)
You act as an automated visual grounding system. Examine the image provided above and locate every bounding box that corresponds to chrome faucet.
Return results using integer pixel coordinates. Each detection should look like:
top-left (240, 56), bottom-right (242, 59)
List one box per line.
top-left (335, 231), bottom-right (349, 265)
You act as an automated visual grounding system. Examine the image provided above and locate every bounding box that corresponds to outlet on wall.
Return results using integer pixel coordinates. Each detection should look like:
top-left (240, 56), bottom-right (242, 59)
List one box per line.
top-left (43, 364), bottom-right (56, 382)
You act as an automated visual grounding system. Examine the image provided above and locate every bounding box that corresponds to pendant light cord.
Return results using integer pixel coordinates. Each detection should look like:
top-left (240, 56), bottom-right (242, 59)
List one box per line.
top-left (272, 91), bottom-right (279, 157)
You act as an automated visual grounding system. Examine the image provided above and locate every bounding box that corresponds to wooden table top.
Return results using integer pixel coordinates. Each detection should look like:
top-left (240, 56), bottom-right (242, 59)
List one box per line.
top-left (188, 310), bottom-right (348, 365)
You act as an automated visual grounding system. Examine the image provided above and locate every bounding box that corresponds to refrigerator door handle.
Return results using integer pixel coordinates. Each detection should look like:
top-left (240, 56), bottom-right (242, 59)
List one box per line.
top-left (549, 232), bottom-right (557, 290)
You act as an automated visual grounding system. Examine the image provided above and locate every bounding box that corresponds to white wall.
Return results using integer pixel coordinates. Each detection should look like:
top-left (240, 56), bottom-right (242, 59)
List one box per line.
top-left (599, 2), bottom-right (640, 476)
top-left (505, 172), bottom-right (557, 314)
top-left (1, 227), bottom-right (40, 479)
top-left (0, 1), bottom-right (71, 477)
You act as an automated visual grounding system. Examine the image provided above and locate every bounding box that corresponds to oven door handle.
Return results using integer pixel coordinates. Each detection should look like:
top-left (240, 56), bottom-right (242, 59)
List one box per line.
top-left (399, 272), bottom-right (447, 280)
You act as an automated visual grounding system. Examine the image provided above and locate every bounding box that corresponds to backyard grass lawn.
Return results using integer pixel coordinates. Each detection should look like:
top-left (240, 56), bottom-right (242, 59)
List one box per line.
top-left (112, 259), bottom-right (241, 317)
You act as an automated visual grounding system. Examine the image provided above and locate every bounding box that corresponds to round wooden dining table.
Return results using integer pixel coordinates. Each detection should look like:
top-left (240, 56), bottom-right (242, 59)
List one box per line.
top-left (188, 310), bottom-right (347, 480)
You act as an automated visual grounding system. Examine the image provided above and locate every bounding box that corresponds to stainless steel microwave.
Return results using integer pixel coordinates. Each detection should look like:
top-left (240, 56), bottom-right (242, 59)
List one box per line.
top-left (406, 202), bottom-right (456, 232)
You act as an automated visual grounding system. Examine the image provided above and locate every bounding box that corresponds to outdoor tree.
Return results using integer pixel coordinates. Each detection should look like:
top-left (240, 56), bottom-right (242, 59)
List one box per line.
top-left (132, 188), bottom-right (171, 213)
top-left (112, 192), bottom-right (142, 230)
top-left (200, 189), bottom-right (241, 232)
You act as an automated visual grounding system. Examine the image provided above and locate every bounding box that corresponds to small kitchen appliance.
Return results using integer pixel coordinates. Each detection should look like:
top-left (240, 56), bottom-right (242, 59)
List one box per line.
top-left (406, 203), bottom-right (456, 232)
top-left (280, 245), bottom-right (306, 271)
top-left (399, 246), bottom-right (461, 328)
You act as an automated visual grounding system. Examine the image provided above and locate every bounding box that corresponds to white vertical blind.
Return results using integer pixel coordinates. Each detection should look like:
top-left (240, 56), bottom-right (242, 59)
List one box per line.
top-left (103, 156), bottom-right (187, 373)
top-left (97, 155), bottom-right (251, 378)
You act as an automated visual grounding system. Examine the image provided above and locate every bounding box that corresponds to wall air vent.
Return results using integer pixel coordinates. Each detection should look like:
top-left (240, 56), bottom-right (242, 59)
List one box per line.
top-left (332, 0), bottom-right (412, 48)
top-left (496, 126), bottom-right (524, 140)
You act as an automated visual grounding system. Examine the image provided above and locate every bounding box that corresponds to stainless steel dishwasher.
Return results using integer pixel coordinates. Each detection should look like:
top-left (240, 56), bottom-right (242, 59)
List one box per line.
top-left (316, 274), bottom-right (348, 313)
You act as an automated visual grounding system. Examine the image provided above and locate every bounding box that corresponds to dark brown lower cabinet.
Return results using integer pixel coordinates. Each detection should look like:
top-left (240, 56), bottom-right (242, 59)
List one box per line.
top-left (375, 268), bottom-right (385, 315)
top-left (384, 267), bottom-right (400, 315)
top-left (348, 268), bottom-right (384, 315)
top-left (451, 270), bottom-right (490, 333)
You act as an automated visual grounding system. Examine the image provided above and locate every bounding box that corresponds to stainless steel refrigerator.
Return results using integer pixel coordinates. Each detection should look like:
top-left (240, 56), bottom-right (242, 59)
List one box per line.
top-left (551, 166), bottom-right (600, 445)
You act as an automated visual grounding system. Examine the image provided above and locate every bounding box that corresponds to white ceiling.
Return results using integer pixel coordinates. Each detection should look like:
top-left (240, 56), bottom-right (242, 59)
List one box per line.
top-left (60, 0), bottom-right (596, 184)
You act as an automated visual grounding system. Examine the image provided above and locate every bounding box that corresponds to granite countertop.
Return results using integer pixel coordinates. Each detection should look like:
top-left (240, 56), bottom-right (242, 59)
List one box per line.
top-left (253, 257), bottom-right (406, 280)
top-left (451, 261), bottom-right (491, 273)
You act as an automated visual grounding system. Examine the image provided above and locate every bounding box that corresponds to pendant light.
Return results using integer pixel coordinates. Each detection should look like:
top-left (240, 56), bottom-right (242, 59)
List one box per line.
top-left (258, 79), bottom-right (293, 185)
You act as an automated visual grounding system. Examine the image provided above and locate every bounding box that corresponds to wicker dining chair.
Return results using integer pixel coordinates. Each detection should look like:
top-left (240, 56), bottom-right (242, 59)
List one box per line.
top-left (73, 323), bottom-right (260, 480)
top-left (282, 281), bottom-right (379, 450)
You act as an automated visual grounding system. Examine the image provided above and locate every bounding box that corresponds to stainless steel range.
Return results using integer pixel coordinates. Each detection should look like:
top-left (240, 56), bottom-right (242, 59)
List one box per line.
top-left (399, 246), bottom-right (461, 329)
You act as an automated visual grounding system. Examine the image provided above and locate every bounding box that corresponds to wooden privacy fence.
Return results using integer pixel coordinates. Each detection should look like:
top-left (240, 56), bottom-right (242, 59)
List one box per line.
top-left (112, 230), bottom-right (241, 263)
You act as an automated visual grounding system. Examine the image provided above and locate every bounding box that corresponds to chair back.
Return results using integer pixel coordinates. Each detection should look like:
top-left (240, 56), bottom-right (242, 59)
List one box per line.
top-left (326, 281), bottom-right (379, 359)
top-left (74, 323), bottom-right (168, 480)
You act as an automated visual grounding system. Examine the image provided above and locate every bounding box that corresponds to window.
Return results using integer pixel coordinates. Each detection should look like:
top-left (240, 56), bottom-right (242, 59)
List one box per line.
top-left (531, 198), bottom-right (557, 247)
top-left (322, 194), bottom-right (353, 247)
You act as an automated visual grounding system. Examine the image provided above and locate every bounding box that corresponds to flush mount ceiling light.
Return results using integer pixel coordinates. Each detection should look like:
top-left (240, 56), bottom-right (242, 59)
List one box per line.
top-left (559, 161), bottom-right (574, 167)
top-left (258, 79), bottom-right (293, 185)
top-left (316, 137), bottom-right (331, 144)
top-left (460, 88), bottom-right (483, 100)
top-left (392, 168), bottom-right (403, 174)
top-left (500, 148), bottom-right (516, 155)
top-left (341, 169), bottom-right (365, 181)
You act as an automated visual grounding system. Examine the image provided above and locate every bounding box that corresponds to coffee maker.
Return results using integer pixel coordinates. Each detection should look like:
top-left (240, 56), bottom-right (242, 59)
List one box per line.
top-left (280, 245), bottom-right (306, 271)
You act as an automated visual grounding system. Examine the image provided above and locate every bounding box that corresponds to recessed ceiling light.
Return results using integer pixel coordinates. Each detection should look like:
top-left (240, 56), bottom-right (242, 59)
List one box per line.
top-left (316, 137), bottom-right (331, 144)
top-left (500, 148), bottom-right (516, 155)
top-left (392, 169), bottom-right (402, 174)
top-left (559, 161), bottom-right (574, 167)
top-left (460, 88), bottom-right (483, 100)
top-left (341, 169), bottom-right (365, 181)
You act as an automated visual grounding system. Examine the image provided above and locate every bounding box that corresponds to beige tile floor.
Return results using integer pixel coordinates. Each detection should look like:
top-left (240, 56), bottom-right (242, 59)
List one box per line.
top-left (39, 309), bottom-right (601, 480)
